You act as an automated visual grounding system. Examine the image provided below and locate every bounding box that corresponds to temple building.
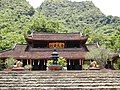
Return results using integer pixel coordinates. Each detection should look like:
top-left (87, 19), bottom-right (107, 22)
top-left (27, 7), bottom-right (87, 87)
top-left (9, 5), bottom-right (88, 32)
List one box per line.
top-left (0, 33), bottom-right (118, 70)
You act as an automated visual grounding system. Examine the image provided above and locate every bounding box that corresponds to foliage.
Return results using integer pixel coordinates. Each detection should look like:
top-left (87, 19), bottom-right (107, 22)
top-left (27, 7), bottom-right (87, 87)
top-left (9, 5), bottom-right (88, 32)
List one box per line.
top-left (47, 57), bottom-right (67, 67)
top-left (57, 57), bottom-right (67, 67)
top-left (82, 64), bottom-right (89, 70)
top-left (31, 13), bottom-right (67, 33)
top-left (85, 48), bottom-right (112, 68)
top-left (0, 0), bottom-right (34, 51)
top-left (0, 0), bottom-right (120, 52)
top-left (5, 57), bottom-right (16, 69)
top-left (24, 64), bottom-right (32, 70)
top-left (47, 60), bottom-right (53, 66)
top-left (113, 58), bottom-right (120, 70)
top-left (38, 0), bottom-right (120, 51)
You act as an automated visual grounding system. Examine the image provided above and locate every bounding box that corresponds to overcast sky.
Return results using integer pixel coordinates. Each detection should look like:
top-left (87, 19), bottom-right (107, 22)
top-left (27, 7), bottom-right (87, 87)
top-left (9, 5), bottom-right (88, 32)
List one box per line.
top-left (26, 0), bottom-right (120, 17)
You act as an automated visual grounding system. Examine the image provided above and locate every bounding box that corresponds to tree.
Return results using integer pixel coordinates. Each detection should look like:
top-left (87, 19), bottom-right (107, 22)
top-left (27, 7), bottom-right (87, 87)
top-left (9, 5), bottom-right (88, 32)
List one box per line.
top-left (31, 13), bottom-right (67, 33)
top-left (85, 48), bottom-right (112, 68)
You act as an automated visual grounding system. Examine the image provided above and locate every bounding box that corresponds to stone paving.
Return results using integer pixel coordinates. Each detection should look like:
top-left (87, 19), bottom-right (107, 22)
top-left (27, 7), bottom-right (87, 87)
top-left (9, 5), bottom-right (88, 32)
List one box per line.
top-left (0, 70), bottom-right (120, 90)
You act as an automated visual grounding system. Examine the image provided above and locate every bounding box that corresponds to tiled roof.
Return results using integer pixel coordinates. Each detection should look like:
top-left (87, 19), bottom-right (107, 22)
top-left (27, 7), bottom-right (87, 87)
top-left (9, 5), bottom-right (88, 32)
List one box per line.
top-left (26, 33), bottom-right (88, 42)
top-left (0, 44), bottom-right (86, 60)
top-left (0, 44), bottom-right (119, 60)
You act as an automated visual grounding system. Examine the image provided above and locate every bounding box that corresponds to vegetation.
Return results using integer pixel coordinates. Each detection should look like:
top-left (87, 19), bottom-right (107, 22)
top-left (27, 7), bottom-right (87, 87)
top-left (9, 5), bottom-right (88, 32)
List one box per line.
top-left (85, 48), bottom-right (112, 68)
top-left (0, 0), bottom-right (120, 52)
top-left (0, 0), bottom-right (35, 51)
top-left (47, 57), bottom-right (67, 67)
top-left (5, 57), bottom-right (16, 69)
top-left (57, 57), bottom-right (67, 67)
top-left (82, 64), bottom-right (89, 70)
top-left (113, 58), bottom-right (120, 70)
top-left (38, 0), bottom-right (120, 51)
top-left (24, 64), bottom-right (32, 70)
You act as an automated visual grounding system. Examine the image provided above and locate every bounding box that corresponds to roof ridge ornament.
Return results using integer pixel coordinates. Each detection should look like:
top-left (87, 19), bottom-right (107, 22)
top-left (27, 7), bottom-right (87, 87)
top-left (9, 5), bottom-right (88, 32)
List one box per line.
top-left (12, 43), bottom-right (17, 50)
top-left (96, 42), bottom-right (100, 47)
top-left (30, 30), bottom-right (34, 37)
top-left (79, 32), bottom-right (83, 37)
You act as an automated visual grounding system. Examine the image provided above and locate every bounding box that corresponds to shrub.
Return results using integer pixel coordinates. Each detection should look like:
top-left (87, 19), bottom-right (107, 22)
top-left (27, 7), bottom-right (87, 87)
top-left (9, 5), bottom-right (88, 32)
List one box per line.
top-left (47, 57), bottom-right (67, 67)
top-left (82, 64), bottom-right (89, 70)
top-left (24, 65), bottom-right (32, 70)
top-left (47, 60), bottom-right (53, 67)
top-left (5, 57), bottom-right (16, 69)
top-left (113, 58), bottom-right (120, 70)
top-left (58, 57), bottom-right (67, 67)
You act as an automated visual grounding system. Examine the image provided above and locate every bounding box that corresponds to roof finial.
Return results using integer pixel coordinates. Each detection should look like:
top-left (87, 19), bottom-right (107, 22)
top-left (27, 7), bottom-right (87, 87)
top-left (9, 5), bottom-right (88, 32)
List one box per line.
top-left (12, 43), bottom-right (17, 50)
top-left (30, 30), bottom-right (34, 37)
top-left (96, 42), bottom-right (100, 47)
top-left (79, 32), bottom-right (83, 36)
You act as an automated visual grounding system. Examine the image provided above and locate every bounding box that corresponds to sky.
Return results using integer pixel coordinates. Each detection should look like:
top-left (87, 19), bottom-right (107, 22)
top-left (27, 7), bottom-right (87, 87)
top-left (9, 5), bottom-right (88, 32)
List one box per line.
top-left (26, 0), bottom-right (120, 17)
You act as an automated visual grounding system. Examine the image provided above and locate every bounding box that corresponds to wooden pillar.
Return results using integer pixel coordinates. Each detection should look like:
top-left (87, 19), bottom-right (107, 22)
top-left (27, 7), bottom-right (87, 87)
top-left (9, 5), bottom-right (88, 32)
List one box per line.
top-left (69, 60), bottom-right (70, 65)
top-left (44, 60), bottom-right (46, 65)
top-left (81, 59), bottom-right (83, 70)
top-left (27, 59), bottom-right (29, 65)
top-left (33, 60), bottom-right (34, 65)
top-left (79, 59), bottom-right (81, 65)
top-left (21, 59), bottom-right (23, 67)
top-left (30, 59), bottom-right (32, 71)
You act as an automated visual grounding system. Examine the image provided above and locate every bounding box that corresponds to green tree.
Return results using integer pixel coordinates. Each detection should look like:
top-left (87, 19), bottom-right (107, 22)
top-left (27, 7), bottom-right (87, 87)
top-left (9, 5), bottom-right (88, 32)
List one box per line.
top-left (85, 48), bottom-right (112, 68)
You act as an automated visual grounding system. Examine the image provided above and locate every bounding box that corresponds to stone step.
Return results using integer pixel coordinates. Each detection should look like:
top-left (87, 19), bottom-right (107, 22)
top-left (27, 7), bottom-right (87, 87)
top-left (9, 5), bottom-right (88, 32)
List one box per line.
top-left (0, 71), bottom-right (120, 89)
top-left (1, 76), bottom-right (120, 79)
top-left (0, 77), bottom-right (119, 80)
top-left (0, 70), bottom-right (120, 73)
top-left (1, 83), bottom-right (120, 87)
top-left (1, 86), bottom-right (120, 90)
top-left (0, 81), bottom-right (119, 84)
top-left (0, 74), bottom-right (120, 77)
top-left (0, 78), bottom-right (120, 82)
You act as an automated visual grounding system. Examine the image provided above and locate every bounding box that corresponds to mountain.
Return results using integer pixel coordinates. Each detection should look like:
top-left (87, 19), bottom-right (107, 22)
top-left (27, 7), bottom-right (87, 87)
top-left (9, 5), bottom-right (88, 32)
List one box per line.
top-left (38, 0), bottom-right (120, 32)
top-left (37, 0), bottom-right (120, 51)
top-left (0, 0), bottom-right (35, 50)
top-left (0, 0), bottom-right (119, 51)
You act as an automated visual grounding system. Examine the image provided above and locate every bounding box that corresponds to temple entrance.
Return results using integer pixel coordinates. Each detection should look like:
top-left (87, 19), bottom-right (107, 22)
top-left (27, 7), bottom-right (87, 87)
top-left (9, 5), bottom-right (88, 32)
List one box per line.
top-left (67, 60), bottom-right (82, 70)
top-left (32, 60), bottom-right (47, 70)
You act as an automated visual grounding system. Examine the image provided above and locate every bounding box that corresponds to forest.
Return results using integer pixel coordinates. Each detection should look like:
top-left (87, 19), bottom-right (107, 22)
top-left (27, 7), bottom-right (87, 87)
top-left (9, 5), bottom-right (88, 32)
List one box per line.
top-left (0, 0), bottom-right (120, 52)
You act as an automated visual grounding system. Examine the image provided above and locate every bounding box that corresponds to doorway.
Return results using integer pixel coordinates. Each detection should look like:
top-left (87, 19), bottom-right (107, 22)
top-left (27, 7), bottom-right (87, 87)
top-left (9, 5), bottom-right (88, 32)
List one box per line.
top-left (32, 60), bottom-right (47, 70)
top-left (67, 60), bottom-right (82, 70)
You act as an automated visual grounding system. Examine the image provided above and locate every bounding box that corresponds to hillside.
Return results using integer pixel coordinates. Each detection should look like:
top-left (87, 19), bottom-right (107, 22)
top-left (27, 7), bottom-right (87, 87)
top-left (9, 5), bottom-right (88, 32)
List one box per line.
top-left (38, 0), bottom-right (120, 32)
top-left (38, 0), bottom-right (120, 51)
top-left (0, 0), bottom-right (35, 50)
top-left (0, 0), bottom-right (119, 51)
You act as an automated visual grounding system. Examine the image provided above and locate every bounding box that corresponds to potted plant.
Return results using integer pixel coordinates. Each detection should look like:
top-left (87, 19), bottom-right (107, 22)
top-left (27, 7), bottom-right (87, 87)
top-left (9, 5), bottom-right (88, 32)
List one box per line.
top-left (24, 65), bottom-right (32, 71)
top-left (5, 57), bottom-right (16, 71)
top-left (58, 57), bottom-right (67, 70)
top-left (82, 64), bottom-right (89, 70)
top-left (47, 57), bottom-right (67, 71)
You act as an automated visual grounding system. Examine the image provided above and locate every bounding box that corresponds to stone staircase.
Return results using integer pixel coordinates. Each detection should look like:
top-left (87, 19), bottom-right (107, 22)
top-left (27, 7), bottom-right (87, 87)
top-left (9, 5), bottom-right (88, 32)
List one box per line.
top-left (0, 70), bottom-right (120, 90)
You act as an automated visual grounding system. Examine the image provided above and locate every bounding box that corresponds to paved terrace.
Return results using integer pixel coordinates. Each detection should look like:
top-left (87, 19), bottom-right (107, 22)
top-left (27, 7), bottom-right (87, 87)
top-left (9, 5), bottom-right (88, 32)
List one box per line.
top-left (0, 70), bottom-right (120, 90)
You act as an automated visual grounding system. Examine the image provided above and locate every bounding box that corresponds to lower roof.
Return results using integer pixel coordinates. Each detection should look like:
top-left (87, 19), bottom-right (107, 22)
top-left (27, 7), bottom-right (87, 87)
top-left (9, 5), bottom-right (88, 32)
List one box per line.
top-left (0, 45), bottom-right (86, 60)
top-left (0, 44), bottom-right (118, 60)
